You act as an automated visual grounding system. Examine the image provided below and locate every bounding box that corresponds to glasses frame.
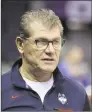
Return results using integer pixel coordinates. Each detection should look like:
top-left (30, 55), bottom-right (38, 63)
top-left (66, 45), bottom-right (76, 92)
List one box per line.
top-left (22, 37), bottom-right (66, 50)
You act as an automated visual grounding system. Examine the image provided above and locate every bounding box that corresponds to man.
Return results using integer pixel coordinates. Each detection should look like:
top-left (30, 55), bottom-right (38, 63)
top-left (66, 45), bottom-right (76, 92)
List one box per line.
top-left (1, 9), bottom-right (90, 111)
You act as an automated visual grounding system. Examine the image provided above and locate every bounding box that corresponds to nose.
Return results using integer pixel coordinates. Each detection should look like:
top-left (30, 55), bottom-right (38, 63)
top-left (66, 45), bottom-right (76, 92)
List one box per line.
top-left (45, 43), bottom-right (55, 54)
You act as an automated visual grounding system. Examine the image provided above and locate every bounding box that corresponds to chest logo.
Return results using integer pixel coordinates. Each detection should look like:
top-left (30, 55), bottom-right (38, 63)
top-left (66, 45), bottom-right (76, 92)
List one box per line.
top-left (12, 95), bottom-right (20, 99)
top-left (58, 93), bottom-right (67, 105)
top-left (12, 94), bottom-right (24, 99)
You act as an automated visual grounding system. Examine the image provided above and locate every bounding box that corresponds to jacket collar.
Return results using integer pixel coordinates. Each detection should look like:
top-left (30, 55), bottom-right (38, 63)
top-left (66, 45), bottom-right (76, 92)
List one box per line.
top-left (11, 58), bottom-right (65, 90)
top-left (11, 58), bottom-right (26, 89)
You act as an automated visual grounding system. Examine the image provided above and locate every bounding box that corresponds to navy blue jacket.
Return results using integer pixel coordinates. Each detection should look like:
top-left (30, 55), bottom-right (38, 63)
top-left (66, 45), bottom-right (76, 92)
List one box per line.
top-left (1, 59), bottom-right (90, 111)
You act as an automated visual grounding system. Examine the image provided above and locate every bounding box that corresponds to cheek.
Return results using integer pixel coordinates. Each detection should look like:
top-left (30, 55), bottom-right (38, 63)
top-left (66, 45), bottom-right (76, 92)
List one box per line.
top-left (24, 46), bottom-right (43, 62)
top-left (55, 50), bottom-right (61, 59)
top-left (24, 49), bottom-right (36, 60)
top-left (23, 45), bottom-right (34, 62)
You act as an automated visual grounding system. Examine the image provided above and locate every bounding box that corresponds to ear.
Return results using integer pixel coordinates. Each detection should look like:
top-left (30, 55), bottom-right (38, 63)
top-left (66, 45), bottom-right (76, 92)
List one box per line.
top-left (15, 36), bottom-right (24, 54)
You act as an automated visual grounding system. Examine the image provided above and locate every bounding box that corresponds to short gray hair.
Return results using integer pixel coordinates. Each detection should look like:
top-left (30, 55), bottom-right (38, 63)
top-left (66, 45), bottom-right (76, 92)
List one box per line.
top-left (19, 9), bottom-right (64, 38)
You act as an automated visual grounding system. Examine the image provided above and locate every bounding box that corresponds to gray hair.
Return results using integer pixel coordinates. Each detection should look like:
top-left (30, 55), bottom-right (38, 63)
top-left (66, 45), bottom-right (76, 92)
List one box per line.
top-left (19, 9), bottom-right (64, 38)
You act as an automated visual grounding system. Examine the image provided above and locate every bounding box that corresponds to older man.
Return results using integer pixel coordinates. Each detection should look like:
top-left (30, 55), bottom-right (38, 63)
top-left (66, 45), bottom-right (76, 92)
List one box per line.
top-left (1, 9), bottom-right (90, 111)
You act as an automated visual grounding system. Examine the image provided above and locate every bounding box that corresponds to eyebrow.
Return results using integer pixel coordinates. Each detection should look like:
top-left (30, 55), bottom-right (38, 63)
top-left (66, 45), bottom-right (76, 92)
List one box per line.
top-left (35, 36), bottom-right (61, 40)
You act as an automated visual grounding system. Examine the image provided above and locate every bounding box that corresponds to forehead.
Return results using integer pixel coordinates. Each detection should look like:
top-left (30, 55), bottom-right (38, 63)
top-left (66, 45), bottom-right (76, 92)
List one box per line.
top-left (28, 22), bottom-right (61, 40)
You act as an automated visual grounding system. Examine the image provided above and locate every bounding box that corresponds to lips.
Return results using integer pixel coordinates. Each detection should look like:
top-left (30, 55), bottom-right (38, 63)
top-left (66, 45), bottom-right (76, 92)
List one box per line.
top-left (42, 58), bottom-right (54, 61)
top-left (42, 58), bottom-right (55, 65)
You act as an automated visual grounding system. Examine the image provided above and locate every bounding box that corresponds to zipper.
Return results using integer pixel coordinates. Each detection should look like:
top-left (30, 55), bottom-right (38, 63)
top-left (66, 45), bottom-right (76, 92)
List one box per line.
top-left (27, 89), bottom-right (45, 110)
top-left (43, 84), bottom-right (55, 101)
top-left (42, 104), bottom-right (45, 111)
top-left (42, 84), bottom-right (55, 110)
top-left (27, 84), bottom-right (55, 111)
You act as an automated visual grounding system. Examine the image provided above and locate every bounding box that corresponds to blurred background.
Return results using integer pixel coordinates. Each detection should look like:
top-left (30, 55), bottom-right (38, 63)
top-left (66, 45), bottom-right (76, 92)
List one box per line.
top-left (1, 0), bottom-right (91, 107)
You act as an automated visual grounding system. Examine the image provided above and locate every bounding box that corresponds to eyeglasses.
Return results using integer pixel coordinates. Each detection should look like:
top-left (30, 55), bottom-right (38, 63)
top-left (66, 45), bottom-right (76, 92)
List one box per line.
top-left (23, 38), bottom-right (66, 50)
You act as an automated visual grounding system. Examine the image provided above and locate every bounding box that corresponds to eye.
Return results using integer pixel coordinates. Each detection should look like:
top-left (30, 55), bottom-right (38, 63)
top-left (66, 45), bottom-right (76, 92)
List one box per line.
top-left (53, 40), bottom-right (61, 44)
top-left (35, 39), bottom-right (48, 47)
top-left (36, 39), bottom-right (46, 43)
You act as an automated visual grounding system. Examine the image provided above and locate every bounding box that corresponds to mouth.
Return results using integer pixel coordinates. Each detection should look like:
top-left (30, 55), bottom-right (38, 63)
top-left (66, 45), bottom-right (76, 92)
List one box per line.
top-left (42, 58), bottom-right (54, 61)
top-left (42, 58), bottom-right (55, 63)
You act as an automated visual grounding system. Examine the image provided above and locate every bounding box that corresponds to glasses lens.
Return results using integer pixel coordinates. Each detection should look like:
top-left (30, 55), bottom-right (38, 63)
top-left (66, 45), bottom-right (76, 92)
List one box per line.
top-left (35, 39), bottom-right (48, 49)
top-left (53, 41), bottom-right (61, 49)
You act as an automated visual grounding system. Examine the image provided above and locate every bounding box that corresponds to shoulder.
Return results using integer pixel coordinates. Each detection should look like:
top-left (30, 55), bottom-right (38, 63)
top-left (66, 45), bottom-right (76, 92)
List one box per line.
top-left (63, 76), bottom-right (86, 95)
top-left (55, 68), bottom-right (86, 95)
top-left (2, 70), bottom-right (11, 81)
top-left (58, 73), bottom-right (87, 105)
top-left (1, 70), bottom-right (12, 90)
top-left (61, 76), bottom-right (90, 110)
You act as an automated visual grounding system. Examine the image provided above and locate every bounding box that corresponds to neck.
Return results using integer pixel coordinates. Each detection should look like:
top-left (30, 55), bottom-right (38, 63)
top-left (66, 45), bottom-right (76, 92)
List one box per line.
top-left (19, 65), bottom-right (53, 82)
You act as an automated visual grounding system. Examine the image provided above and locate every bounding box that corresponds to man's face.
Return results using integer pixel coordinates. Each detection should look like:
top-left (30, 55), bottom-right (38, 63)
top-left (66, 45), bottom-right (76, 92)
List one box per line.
top-left (22, 22), bottom-right (62, 73)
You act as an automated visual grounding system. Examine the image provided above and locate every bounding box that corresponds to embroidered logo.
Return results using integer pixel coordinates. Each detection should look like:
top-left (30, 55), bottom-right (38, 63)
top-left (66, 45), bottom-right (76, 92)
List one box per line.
top-left (12, 94), bottom-right (24, 99)
top-left (12, 95), bottom-right (20, 99)
top-left (55, 108), bottom-right (73, 112)
top-left (58, 93), bottom-right (67, 105)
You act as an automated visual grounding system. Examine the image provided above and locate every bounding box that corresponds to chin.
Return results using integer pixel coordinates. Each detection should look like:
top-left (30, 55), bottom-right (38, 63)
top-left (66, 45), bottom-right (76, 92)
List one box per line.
top-left (41, 66), bottom-right (56, 73)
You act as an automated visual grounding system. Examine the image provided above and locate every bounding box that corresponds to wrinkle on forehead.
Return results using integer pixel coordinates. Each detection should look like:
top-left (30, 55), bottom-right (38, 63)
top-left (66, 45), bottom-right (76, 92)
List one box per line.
top-left (28, 21), bottom-right (61, 38)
